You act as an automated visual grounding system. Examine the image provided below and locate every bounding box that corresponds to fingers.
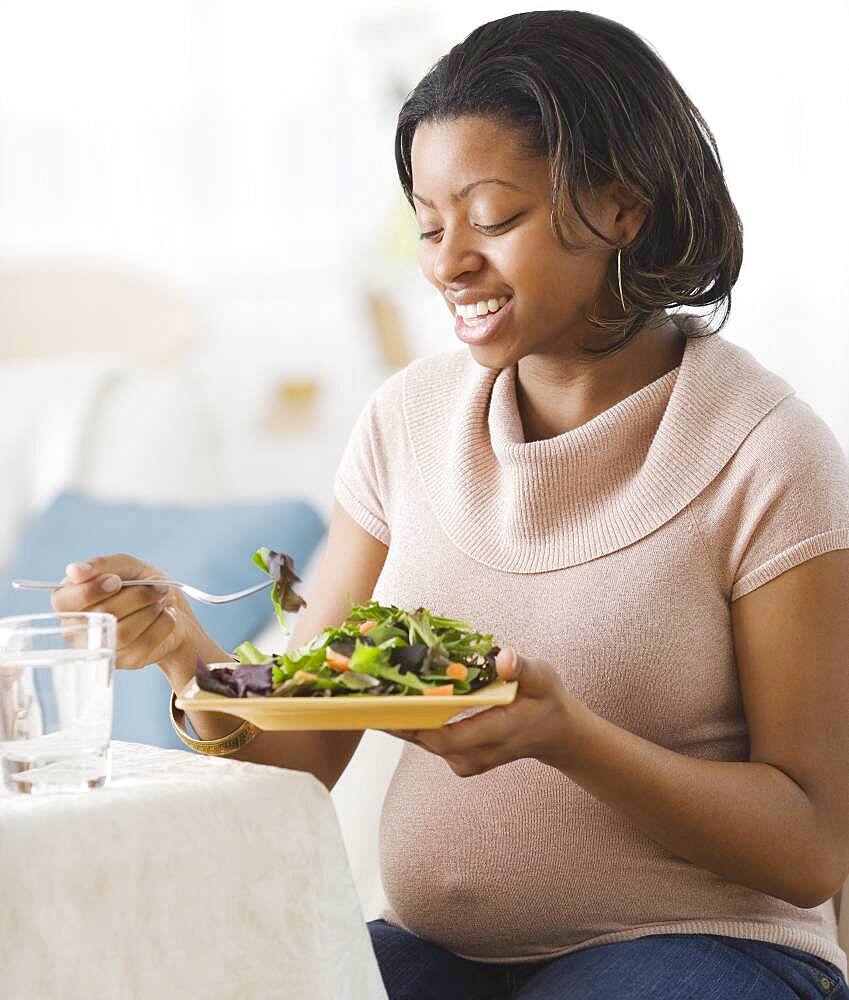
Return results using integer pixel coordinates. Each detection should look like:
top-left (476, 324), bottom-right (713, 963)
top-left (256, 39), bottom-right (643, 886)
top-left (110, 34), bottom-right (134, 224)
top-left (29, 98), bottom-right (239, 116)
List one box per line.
top-left (116, 601), bottom-right (168, 649)
top-left (420, 707), bottom-right (512, 757)
top-left (52, 577), bottom-right (96, 613)
top-left (64, 561), bottom-right (93, 584)
top-left (118, 605), bottom-right (185, 670)
top-left (443, 747), bottom-right (502, 778)
top-left (383, 716), bottom-right (517, 778)
top-left (53, 576), bottom-right (167, 617)
top-left (64, 553), bottom-right (151, 586)
top-left (47, 553), bottom-right (184, 671)
top-left (379, 728), bottom-right (422, 745)
top-left (387, 725), bottom-right (503, 778)
top-left (381, 709), bottom-right (512, 754)
top-left (91, 583), bottom-right (169, 619)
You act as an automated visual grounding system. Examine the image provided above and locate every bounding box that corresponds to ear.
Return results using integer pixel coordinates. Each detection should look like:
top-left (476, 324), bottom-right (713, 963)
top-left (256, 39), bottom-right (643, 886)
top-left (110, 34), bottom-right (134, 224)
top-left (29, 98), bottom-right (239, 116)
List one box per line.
top-left (608, 180), bottom-right (649, 246)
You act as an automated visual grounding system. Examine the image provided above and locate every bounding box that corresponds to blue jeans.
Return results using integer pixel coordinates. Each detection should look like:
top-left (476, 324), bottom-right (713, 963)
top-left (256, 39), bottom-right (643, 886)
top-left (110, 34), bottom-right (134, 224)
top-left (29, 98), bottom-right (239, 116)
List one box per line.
top-left (368, 919), bottom-right (849, 999)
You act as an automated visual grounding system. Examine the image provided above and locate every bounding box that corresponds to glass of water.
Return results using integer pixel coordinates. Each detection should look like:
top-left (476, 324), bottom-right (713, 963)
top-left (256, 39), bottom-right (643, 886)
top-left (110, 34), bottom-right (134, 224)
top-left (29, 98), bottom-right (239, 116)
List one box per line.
top-left (0, 612), bottom-right (115, 795)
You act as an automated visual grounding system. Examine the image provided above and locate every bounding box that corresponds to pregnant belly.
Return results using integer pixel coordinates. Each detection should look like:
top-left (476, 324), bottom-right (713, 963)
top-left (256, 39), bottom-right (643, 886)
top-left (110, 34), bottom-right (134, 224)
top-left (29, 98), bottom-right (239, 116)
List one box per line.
top-left (379, 746), bottom-right (616, 957)
top-left (378, 745), bottom-right (805, 960)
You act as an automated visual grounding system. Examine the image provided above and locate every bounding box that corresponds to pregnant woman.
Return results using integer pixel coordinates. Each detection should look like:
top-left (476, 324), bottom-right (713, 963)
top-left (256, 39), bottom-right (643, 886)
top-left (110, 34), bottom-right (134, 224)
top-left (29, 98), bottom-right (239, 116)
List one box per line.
top-left (54, 11), bottom-right (849, 1000)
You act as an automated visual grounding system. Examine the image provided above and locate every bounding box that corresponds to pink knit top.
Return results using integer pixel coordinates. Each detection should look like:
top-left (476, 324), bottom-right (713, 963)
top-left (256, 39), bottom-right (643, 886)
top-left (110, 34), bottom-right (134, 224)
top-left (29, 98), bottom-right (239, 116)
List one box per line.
top-left (333, 316), bottom-right (849, 973)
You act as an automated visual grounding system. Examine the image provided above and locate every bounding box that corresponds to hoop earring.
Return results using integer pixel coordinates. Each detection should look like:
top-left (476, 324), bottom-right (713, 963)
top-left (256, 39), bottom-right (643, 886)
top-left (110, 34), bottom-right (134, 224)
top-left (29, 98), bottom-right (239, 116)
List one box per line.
top-left (617, 248), bottom-right (626, 311)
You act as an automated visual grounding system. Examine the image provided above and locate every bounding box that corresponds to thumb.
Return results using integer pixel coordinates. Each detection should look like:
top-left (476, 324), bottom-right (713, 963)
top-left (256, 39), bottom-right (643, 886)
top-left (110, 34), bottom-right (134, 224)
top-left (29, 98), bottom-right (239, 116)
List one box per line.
top-left (495, 646), bottom-right (552, 695)
top-left (495, 646), bottom-right (525, 681)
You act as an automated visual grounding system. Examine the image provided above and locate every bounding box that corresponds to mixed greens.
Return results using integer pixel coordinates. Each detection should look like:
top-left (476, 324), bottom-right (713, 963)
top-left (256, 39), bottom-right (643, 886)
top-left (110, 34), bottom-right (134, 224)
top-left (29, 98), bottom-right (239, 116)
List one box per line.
top-left (195, 548), bottom-right (500, 699)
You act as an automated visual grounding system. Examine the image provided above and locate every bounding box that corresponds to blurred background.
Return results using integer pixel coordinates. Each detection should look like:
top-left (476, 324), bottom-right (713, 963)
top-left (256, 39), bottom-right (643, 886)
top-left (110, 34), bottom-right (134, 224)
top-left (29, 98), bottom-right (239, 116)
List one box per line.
top-left (1, 0), bottom-right (847, 920)
top-left (1, 0), bottom-right (847, 529)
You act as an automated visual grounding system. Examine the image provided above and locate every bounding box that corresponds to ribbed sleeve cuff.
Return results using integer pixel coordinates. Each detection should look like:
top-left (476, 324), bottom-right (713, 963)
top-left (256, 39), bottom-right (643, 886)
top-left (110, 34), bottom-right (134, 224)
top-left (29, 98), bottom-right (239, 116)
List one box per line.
top-left (731, 526), bottom-right (849, 601)
top-left (333, 473), bottom-right (390, 546)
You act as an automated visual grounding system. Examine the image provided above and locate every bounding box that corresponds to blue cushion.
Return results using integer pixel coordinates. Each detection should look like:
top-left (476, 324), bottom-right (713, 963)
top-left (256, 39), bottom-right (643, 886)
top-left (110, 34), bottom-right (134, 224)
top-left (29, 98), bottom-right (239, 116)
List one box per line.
top-left (0, 492), bottom-right (326, 750)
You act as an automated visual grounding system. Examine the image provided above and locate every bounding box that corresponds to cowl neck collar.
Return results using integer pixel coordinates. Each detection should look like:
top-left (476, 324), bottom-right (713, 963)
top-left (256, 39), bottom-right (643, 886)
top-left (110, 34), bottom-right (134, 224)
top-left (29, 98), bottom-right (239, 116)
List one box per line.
top-left (403, 318), bottom-right (794, 573)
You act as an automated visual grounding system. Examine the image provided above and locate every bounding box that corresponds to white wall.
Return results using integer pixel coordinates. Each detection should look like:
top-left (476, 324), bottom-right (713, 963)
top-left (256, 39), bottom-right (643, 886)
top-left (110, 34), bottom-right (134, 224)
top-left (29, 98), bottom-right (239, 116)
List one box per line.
top-left (0, 0), bottom-right (846, 446)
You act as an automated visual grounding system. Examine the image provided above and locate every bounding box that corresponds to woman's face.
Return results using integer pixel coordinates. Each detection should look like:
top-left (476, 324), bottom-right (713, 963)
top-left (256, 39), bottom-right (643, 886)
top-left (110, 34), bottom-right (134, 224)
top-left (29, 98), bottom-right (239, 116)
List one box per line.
top-left (410, 115), bottom-right (626, 369)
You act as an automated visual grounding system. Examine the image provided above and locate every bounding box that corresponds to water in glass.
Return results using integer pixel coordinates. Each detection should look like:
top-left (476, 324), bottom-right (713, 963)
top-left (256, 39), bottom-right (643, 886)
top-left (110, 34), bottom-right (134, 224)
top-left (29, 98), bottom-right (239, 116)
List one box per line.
top-left (0, 613), bottom-right (115, 794)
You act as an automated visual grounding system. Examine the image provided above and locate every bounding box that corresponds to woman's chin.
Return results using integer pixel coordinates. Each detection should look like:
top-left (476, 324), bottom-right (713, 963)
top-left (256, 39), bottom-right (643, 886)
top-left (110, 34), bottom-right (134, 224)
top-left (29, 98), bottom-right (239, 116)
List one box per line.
top-left (464, 339), bottom-right (523, 370)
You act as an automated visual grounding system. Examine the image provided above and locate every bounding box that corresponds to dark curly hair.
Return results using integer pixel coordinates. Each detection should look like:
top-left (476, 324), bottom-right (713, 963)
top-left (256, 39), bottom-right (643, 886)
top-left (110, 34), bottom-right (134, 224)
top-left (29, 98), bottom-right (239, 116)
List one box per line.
top-left (394, 11), bottom-right (743, 354)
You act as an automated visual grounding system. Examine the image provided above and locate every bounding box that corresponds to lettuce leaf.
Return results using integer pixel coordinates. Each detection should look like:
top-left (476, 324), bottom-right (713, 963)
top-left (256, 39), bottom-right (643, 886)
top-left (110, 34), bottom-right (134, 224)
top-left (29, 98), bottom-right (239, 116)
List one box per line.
top-left (233, 640), bottom-right (272, 665)
top-left (252, 547), bottom-right (306, 634)
top-left (196, 657), bottom-right (273, 697)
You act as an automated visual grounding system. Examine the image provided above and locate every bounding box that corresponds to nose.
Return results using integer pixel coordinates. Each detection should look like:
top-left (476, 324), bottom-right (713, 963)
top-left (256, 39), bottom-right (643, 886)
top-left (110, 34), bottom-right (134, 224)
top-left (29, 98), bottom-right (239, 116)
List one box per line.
top-left (431, 228), bottom-right (483, 286)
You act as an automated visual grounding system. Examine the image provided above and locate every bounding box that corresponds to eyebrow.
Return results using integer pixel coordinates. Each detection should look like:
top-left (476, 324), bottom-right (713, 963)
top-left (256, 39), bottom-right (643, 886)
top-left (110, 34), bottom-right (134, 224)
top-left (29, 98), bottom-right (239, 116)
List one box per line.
top-left (412, 177), bottom-right (526, 208)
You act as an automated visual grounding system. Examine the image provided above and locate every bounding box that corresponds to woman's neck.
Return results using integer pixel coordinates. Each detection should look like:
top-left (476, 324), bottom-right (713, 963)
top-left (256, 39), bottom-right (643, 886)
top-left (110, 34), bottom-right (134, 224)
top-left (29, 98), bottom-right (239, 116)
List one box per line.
top-left (514, 318), bottom-right (687, 443)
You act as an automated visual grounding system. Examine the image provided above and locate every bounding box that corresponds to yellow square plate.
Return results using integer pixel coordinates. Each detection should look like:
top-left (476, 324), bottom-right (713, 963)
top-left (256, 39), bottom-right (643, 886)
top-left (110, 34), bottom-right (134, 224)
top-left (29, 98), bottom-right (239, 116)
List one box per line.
top-left (176, 665), bottom-right (517, 731)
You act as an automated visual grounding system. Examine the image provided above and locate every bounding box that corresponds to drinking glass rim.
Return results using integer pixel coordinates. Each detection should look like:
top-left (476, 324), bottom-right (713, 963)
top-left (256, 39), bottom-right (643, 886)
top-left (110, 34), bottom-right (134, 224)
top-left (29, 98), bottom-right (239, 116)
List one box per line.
top-left (0, 611), bottom-right (116, 639)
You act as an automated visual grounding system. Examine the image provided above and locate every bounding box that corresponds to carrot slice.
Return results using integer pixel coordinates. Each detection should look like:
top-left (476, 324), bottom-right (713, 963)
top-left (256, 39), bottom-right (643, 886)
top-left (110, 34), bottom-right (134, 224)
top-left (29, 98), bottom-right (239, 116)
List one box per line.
top-left (445, 662), bottom-right (468, 681)
top-left (423, 684), bottom-right (455, 697)
top-left (358, 619), bottom-right (379, 634)
top-left (326, 649), bottom-right (351, 672)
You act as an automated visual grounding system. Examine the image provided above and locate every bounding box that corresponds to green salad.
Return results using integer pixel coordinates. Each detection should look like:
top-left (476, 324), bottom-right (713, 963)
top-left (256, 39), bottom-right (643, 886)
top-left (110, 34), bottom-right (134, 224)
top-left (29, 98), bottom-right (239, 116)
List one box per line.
top-left (194, 548), bottom-right (500, 698)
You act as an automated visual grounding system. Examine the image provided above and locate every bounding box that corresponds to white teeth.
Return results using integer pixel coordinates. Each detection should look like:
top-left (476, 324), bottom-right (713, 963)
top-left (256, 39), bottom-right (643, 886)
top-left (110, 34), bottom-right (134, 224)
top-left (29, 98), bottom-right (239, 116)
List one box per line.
top-left (457, 297), bottom-right (510, 319)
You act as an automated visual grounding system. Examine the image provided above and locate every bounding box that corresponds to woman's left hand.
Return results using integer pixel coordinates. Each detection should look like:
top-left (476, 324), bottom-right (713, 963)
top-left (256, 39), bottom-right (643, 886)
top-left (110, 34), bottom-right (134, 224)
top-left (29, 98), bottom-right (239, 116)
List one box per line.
top-left (386, 647), bottom-right (573, 777)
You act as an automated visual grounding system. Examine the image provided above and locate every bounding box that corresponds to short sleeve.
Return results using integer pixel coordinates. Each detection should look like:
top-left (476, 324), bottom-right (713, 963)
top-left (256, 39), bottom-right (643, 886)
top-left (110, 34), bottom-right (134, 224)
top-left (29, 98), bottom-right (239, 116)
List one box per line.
top-left (721, 397), bottom-right (849, 601)
top-left (332, 370), bottom-right (406, 547)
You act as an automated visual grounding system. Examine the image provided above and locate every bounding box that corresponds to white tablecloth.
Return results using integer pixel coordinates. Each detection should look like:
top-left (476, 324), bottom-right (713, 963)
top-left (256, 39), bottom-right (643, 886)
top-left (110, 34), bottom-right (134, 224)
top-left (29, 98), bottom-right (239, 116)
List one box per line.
top-left (0, 741), bottom-right (388, 1000)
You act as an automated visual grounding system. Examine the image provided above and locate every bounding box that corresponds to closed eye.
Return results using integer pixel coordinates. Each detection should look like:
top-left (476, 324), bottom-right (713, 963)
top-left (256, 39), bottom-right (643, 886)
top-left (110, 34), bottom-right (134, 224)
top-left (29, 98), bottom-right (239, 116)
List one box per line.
top-left (418, 212), bottom-right (524, 241)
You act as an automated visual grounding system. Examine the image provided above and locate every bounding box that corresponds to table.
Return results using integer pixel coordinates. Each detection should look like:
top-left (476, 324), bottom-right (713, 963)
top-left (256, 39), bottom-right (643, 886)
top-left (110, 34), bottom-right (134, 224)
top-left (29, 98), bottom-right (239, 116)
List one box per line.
top-left (0, 740), bottom-right (388, 1000)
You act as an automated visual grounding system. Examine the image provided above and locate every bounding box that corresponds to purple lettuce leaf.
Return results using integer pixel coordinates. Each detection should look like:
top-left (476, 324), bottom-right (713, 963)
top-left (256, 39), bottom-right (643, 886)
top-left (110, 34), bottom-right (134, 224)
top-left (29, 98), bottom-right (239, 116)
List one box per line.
top-left (196, 656), bottom-right (273, 698)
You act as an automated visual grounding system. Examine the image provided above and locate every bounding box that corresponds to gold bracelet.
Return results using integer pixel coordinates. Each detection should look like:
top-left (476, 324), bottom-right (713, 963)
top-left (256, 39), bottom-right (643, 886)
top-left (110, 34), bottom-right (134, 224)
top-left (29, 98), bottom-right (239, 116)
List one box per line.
top-left (169, 690), bottom-right (261, 756)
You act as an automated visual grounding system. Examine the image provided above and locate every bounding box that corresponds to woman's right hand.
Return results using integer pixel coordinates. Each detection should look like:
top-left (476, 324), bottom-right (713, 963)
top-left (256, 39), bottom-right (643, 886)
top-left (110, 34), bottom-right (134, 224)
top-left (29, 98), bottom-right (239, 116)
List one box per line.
top-left (51, 554), bottom-right (195, 670)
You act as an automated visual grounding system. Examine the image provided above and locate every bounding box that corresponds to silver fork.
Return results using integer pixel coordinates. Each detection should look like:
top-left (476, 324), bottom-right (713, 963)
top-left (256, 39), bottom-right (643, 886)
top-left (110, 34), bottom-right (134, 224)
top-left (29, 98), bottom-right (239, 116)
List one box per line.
top-left (10, 578), bottom-right (274, 606)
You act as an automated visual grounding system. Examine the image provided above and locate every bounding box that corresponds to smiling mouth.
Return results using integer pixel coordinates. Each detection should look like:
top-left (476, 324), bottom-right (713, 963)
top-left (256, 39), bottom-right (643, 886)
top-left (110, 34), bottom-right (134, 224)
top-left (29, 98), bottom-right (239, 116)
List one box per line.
top-left (454, 296), bottom-right (511, 324)
top-left (453, 296), bottom-right (514, 346)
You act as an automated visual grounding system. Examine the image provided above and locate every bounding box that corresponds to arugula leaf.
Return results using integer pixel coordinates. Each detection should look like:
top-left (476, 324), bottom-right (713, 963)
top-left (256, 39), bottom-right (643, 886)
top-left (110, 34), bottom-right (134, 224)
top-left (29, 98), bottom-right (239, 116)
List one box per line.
top-left (370, 662), bottom-right (430, 693)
